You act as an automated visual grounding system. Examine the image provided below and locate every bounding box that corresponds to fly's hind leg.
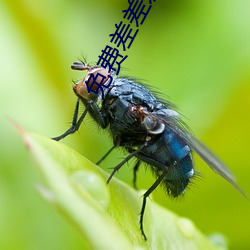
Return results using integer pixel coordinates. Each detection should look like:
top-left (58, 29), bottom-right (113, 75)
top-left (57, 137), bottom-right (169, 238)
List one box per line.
top-left (133, 160), bottom-right (141, 189)
top-left (140, 172), bottom-right (166, 240)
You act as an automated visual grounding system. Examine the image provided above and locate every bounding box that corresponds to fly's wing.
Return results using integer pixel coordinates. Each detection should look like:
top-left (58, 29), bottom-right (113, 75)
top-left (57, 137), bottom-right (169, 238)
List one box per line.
top-left (183, 132), bottom-right (248, 197)
top-left (152, 109), bottom-right (247, 198)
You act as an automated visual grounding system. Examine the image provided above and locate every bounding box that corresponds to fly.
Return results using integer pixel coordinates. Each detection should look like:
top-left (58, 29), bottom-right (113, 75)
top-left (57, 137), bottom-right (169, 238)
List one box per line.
top-left (52, 61), bottom-right (247, 240)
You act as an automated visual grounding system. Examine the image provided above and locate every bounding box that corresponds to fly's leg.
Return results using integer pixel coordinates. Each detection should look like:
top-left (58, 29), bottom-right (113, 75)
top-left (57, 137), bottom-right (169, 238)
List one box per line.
top-left (96, 145), bottom-right (116, 165)
top-left (133, 160), bottom-right (141, 189)
top-left (107, 143), bottom-right (146, 184)
top-left (52, 99), bottom-right (107, 141)
top-left (140, 172), bottom-right (166, 240)
top-left (52, 99), bottom-right (88, 141)
top-left (88, 100), bottom-right (107, 129)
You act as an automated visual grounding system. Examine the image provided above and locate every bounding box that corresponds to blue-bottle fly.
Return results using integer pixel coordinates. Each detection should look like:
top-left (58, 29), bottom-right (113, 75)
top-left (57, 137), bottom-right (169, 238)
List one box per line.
top-left (52, 61), bottom-right (246, 240)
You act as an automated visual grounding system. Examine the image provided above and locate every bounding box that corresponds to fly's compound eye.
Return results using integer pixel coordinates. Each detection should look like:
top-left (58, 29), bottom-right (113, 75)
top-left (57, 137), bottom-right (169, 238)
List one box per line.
top-left (73, 61), bottom-right (112, 100)
top-left (85, 67), bottom-right (111, 91)
top-left (142, 116), bottom-right (165, 134)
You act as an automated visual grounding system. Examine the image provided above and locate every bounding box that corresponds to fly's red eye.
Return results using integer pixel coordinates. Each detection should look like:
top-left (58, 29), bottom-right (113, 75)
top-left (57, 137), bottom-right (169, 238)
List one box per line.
top-left (86, 68), bottom-right (110, 91)
top-left (72, 62), bottom-right (111, 100)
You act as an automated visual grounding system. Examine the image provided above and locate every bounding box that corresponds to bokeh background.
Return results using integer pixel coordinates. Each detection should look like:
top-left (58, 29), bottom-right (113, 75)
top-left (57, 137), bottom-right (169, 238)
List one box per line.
top-left (1, 0), bottom-right (250, 249)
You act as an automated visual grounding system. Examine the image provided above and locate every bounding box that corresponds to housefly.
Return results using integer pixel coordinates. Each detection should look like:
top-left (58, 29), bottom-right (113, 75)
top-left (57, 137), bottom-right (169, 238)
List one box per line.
top-left (52, 61), bottom-right (246, 240)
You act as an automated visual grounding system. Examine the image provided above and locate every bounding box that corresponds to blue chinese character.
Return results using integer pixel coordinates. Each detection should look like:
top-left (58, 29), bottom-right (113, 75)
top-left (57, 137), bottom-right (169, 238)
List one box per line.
top-left (97, 46), bottom-right (128, 75)
top-left (85, 73), bottom-right (113, 100)
top-left (123, 0), bottom-right (152, 27)
top-left (110, 21), bottom-right (139, 51)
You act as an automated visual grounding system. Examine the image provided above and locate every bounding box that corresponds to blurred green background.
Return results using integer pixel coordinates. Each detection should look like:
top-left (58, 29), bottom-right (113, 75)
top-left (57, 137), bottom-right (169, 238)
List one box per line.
top-left (1, 0), bottom-right (250, 249)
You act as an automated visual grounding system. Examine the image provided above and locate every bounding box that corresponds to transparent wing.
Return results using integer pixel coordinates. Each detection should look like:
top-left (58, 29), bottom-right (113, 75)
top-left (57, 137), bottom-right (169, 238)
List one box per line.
top-left (169, 121), bottom-right (247, 198)
top-left (149, 110), bottom-right (247, 198)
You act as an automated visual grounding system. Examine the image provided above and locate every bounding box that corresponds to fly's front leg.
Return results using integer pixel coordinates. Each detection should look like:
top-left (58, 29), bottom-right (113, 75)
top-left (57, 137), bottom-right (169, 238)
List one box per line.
top-left (52, 99), bottom-right (108, 141)
top-left (52, 99), bottom-right (88, 141)
top-left (88, 100), bottom-right (107, 129)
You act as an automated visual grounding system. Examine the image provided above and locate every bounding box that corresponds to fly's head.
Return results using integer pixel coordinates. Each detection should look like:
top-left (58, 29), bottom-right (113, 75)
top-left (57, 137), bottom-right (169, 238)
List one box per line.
top-left (71, 61), bottom-right (111, 101)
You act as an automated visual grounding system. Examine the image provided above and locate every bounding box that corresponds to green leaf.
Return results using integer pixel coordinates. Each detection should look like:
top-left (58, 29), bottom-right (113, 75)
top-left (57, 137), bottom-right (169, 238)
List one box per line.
top-left (19, 128), bottom-right (226, 250)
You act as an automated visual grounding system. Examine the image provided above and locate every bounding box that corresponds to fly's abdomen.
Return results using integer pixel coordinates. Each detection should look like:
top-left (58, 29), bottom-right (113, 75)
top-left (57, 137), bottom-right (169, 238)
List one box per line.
top-left (163, 129), bottom-right (194, 196)
top-left (164, 153), bottom-right (193, 197)
top-left (137, 128), bottom-right (194, 197)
